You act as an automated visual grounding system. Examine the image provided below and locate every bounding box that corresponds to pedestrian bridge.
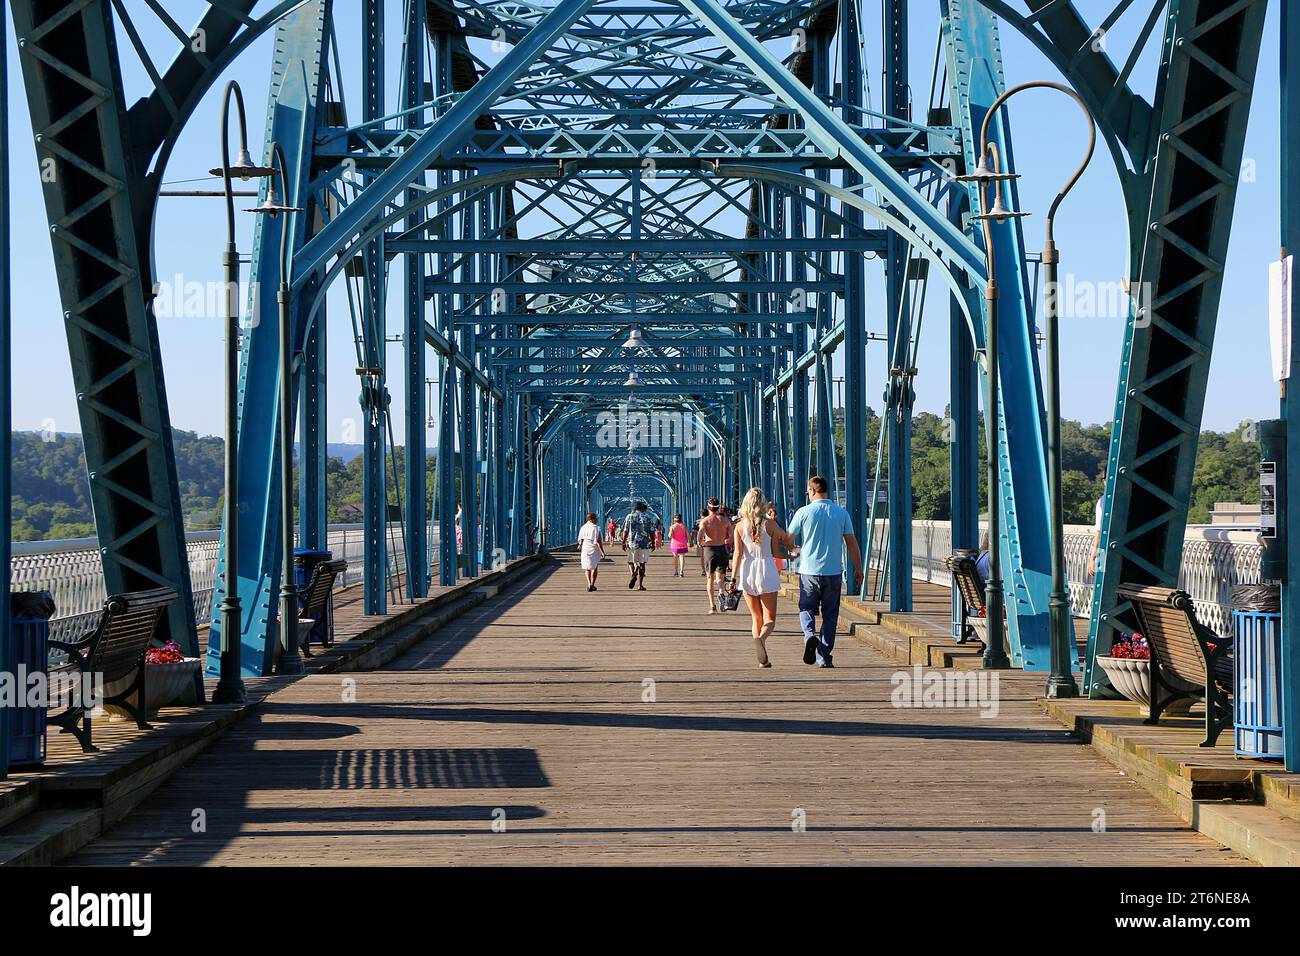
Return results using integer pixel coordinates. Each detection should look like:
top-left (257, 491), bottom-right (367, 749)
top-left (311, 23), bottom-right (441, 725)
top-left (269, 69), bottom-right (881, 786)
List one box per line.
top-left (2, 0), bottom-right (1300, 868)
top-left (56, 554), bottom-right (1246, 866)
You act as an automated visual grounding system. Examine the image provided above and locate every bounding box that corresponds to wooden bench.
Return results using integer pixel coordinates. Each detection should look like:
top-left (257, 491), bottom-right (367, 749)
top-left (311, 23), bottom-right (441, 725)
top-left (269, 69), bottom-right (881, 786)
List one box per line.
top-left (299, 559), bottom-right (348, 658)
top-left (48, 587), bottom-right (177, 753)
top-left (1115, 583), bottom-right (1233, 747)
top-left (944, 552), bottom-right (987, 644)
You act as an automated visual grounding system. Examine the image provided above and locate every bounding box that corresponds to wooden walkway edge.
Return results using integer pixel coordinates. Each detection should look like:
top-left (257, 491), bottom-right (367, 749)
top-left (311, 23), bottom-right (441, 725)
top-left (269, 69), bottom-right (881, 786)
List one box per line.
top-left (857, 578), bottom-right (1300, 866)
top-left (67, 552), bottom-right (1249, 866)
top-left (0, 554), bottom-right (545, 866)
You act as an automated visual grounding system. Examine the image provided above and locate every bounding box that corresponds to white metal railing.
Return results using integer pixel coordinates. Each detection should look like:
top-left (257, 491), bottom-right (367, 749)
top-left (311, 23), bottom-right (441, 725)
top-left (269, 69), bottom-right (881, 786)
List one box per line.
top-left (10, 524), bottom-right (442, 644)
top-left (867, 519), bottom-right (1262, 636)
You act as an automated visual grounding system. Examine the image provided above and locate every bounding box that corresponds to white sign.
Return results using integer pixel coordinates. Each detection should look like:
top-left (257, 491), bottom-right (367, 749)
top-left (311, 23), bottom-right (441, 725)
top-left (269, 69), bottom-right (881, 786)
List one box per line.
top-left (1268, 256), bottom-right (1293, 381)
top-left (1261, 460), bottom-right (1277, 539)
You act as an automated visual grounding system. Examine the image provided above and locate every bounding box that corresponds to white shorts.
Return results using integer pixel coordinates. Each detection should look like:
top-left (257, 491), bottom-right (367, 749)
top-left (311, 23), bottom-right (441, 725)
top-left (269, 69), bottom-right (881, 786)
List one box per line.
top-left (628, 548), bottom-right (649, 564)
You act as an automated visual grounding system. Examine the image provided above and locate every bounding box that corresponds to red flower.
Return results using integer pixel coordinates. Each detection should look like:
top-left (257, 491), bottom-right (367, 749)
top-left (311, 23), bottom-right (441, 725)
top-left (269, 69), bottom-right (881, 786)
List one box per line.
top-left (1109, 633), bottom-right (1150, 661)
top-left (145, 640), bottom-right (186, 665)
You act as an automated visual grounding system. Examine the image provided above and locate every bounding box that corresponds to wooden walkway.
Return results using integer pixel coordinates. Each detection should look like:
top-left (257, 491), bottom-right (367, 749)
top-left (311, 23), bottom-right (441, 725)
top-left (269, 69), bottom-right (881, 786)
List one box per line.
top-left (69, 553), bottom-right (1246, 865)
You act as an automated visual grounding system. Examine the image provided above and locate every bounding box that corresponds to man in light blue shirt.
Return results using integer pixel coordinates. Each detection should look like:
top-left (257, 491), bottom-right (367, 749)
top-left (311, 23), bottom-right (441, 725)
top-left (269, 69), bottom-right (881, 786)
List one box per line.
top-left (786, 475), bottom-right (864, 667)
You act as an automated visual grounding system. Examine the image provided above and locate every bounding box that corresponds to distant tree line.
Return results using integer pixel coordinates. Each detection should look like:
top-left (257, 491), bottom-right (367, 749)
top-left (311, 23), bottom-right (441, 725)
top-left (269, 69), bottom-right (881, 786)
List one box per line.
top-left (9, 417), bottom-right (1260, 541)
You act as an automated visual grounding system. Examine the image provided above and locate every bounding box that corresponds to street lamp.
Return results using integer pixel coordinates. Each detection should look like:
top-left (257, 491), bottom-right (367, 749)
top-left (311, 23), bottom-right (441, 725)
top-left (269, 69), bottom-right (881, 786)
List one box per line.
top-left (957, 125), bottom-right (1028, 672)
top-left (245, 142), bottom-right (303, 675)
top-left (208, 81), bottom-right (275, 705)
top-left (960, 80), bottom-right (1096, 686)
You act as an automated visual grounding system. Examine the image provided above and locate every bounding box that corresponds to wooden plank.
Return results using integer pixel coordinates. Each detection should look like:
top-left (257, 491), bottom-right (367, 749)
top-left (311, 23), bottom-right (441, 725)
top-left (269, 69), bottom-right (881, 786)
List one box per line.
top-left (66, 553), bottom-right (1246, 866)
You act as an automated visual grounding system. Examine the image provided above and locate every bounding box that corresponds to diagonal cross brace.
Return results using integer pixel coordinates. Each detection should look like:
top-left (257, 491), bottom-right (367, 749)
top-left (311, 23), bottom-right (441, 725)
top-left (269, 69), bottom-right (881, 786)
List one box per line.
top-left (678, 0), bottom-right (986, 281)
top-left (292, 0), bottom-right (598, 286)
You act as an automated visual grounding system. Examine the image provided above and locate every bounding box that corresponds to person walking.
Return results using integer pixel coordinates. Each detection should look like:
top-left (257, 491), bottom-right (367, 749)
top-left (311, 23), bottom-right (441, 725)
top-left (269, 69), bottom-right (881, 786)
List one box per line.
top-left (732, 488), bottom-right (785, 668)
top-left (621, 501), bottom-right (656, 590)
top-left (577, 512), bottom-right (605, 591)
top-left (667, 513), bottom-right (690, 576)
top-left (786, 475), bottom-right (864, 668)
top-left (653, 519), bottom-right (664, 551)
top-left (693, 508), bottom-right (709, 577)
top-left (697, 497), bottom-right (733, 612)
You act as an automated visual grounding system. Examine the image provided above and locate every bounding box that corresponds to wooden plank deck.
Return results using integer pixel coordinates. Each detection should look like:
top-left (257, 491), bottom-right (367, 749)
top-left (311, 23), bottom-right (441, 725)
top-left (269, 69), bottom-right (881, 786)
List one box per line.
top-left (69, 553), bottom-right (1247, 865)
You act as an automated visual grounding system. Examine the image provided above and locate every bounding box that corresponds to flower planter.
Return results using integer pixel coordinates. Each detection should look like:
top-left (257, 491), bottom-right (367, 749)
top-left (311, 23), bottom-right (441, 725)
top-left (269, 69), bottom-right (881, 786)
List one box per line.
top-left (1096, 656), bottom-right (1151, 711)
top-left (1095, 655), bottom-right (1196, 718)
top-left (102, 658), bottom-right (201, 720)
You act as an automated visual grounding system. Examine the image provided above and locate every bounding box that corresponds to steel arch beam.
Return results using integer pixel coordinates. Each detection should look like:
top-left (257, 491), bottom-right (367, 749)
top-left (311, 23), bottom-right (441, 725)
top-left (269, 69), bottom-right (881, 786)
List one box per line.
top-left (11, 0), bottom-right (199, 655)
top-left (1085, 0), bottom-right (1269, 691)
top-left (207, 0), bottom-right (333, 678)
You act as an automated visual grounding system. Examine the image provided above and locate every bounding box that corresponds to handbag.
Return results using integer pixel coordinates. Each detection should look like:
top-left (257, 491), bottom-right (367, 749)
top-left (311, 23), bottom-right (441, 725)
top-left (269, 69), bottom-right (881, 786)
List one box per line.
top-left (717, 581), bottom-right (742, 612)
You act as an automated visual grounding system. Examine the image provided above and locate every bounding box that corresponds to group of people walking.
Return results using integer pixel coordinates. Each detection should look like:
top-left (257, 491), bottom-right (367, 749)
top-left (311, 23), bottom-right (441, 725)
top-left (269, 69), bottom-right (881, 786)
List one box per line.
top-left (575, 475), bottom-right (864, 669)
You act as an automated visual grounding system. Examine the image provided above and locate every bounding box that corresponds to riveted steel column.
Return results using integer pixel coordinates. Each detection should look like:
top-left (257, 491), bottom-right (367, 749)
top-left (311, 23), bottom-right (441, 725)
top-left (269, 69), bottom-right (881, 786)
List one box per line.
top-left (403, 0), bottom-right (428, 599)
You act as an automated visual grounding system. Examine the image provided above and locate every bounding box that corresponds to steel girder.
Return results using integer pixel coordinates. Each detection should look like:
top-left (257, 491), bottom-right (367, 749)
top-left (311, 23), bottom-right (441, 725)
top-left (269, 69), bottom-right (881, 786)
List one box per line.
top-left (952, 0), bottom-right (1265, 685)
top-left (1013, 0), bottom-right (1269, 693)
top-left (11, 2), bottom-right (219, 658)
top-left (13, 0), bottom-right (316, 669)
top-left (884, 0), bottom-right (914, 611)
top-left (1282, 0), bottom-right (1300, 771)
top-left (942, 0), bottom-right (1057, 669)
top-left (207, 0), bottom-right (333, 677)
top-left (403, 0), bottom-right (429, 599)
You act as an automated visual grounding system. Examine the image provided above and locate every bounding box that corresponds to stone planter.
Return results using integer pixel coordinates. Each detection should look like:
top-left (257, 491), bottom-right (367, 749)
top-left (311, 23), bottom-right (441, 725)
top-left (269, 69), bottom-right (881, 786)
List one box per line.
top-left (1095, 655), bottom-right (1196, 718)
top-left (103, 658), bottom-right (201, 720)
top-left (1096, 656), bottom-right (1151, 711)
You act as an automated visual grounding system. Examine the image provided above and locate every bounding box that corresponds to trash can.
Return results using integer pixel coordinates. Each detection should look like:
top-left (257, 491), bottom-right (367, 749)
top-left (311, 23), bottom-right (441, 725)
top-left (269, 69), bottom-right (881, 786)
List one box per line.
top-left (1231, 583), bottom-right (1284, 759)
top-left (292, 549), bottom-right (335, 647)
top-left (8, 591), bottom-right (55, 767)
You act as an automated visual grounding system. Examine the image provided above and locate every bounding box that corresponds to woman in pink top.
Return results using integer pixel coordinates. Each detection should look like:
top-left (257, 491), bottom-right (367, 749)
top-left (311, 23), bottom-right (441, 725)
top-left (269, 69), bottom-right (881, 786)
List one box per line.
top-left (668, 513), bottom-right (690, 577)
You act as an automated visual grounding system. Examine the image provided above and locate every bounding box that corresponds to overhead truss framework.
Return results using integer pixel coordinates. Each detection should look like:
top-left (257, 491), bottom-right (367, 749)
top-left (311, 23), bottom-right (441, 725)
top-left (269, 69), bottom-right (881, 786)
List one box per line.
top-left (9, 0), bottom-right (1267, 692)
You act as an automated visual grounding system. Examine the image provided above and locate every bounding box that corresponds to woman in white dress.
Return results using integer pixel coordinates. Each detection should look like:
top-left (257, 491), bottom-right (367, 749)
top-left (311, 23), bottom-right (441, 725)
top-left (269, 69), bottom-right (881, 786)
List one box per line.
top-left (731, 487), bottom-right (786, 667)
top-left (577, 512), bottom-right (605, 591)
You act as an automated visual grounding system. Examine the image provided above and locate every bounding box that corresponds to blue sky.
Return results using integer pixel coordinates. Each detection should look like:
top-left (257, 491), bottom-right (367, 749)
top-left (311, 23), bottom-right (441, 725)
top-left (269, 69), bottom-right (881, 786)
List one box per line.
top-left (2, 1), bottom-right (1283, 443)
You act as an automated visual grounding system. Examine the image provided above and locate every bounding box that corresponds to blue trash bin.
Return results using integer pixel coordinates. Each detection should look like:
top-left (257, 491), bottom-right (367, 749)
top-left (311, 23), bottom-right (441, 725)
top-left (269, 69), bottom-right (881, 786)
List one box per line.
top-left (9, 591), bottom-right (55, 767)
top-left (292, 548), bottom-right (335, 647)
top-left (1233, 607), bottom-right (1284, 759)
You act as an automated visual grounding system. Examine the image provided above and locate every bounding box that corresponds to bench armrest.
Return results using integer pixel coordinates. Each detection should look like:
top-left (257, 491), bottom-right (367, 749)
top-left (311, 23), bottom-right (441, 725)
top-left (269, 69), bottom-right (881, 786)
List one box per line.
top-left (48, 640), bottom-right (91, 670)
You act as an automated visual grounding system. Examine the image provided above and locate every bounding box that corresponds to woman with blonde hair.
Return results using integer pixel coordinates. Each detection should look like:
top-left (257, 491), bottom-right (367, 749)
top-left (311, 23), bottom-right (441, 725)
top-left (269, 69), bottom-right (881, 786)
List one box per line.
top-left (731, 487), bottom-right (787, 667)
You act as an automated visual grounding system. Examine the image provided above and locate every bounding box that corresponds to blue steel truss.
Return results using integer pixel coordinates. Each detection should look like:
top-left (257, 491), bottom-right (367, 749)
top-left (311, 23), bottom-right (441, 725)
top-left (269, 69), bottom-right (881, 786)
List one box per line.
top-left (6, 0), bottom-right (1270, 707)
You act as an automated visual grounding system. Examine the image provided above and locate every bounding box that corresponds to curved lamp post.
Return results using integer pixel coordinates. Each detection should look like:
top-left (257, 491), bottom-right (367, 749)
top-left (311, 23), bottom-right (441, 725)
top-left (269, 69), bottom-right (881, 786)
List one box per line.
top-left (208, 81), bottom-right (275, 705)
top-left (958, 80), bottom-right (1096, 686)
top-left (245, 142), bottom-right (304, 675)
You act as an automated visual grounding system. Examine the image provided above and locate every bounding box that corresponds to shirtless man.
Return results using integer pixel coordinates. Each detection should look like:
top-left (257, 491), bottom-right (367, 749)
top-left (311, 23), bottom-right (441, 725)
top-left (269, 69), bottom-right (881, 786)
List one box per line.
top-left (697, 497), bottom-right (734, 613)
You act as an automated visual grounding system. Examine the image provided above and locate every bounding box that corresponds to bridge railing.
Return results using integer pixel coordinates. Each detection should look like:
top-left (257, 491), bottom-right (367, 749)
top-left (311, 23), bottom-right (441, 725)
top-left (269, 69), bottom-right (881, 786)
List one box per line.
top-left (10, 525), bottom-right (441, 644)
top-left (869, 520), bottom-right (1262, 637)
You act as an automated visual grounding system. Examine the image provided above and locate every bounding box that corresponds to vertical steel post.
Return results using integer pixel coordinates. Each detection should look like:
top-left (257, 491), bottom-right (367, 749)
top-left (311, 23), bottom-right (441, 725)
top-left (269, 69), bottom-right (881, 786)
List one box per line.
top-left (274, 145), bottom-right (304, 675)
top-left (883, 0), bottom-right (912, 608)
top-left (1043, 229), bottom-right (1078, 695)
top-left (0, 6), bottom-right (10, 777)
top-left (980, 206), bottom-right (1009, 669)
top-left (810, 27), bottom-right (834, 488)
top-left (840, 0), bottom-right (867, 577)
top-left (435, 29), bottom-right (458, 585)
top-left (1281, 0), bottom-right (1300, 770)
top-left (949, 195), bottom-right (979, 639)
top-left (789, 193), bottom-right (810, 492)
top-left (361, 0), bottom-right (388, 614)
top-left (460, 203), bottom-right (479, 577)
top-left (403, 0), bottom-right (428, 599)
top-left (299, 305), bottom-right (326, 551)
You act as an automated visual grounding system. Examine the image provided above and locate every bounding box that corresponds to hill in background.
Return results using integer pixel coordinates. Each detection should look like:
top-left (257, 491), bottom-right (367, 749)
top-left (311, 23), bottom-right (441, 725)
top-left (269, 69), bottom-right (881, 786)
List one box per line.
top-left (8, 418), bottom-right (1261, 541)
